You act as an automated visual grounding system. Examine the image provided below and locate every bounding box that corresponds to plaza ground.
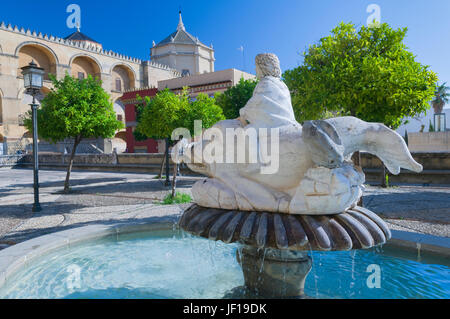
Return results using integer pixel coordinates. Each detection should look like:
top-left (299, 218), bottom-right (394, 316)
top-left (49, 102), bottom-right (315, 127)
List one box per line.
top-left (0, 168), bottom-right (448, 250)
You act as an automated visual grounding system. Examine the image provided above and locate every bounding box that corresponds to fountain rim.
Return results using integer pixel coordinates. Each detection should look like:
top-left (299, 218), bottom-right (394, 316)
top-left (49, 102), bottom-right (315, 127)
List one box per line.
top-left (0, 213), bottom-right (180, 289)
top-left (0, 210), bottom-right (448, 291)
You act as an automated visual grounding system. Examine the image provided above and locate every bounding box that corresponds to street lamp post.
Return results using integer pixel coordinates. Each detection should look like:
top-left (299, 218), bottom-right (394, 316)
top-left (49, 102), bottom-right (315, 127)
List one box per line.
top-left (21, 61), bottom-right (44, 212)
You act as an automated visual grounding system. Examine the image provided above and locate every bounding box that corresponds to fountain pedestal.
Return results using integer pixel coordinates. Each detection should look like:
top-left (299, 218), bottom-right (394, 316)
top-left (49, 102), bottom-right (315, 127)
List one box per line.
top-left (238, 246), bottom-right (311, 298)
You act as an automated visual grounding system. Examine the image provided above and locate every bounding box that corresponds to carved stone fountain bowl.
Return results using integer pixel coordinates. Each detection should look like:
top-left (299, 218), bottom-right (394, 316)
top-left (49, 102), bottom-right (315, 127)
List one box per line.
top-left (179, 204), bottom-right (391, 251)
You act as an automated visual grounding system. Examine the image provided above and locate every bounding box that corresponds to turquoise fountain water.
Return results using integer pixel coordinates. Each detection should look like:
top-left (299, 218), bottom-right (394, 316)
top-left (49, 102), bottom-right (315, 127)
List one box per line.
top-left (0, 229), bottom-right (448, 299)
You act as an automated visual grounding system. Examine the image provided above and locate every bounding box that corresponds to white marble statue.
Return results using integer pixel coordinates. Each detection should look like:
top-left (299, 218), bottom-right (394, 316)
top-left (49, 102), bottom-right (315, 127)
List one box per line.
top-left (174, 53), bottom-right (422, 215)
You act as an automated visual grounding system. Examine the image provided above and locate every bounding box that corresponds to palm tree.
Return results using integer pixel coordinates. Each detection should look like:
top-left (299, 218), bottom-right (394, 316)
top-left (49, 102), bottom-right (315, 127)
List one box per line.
top-left (432, 82), bottom-right (450, 113)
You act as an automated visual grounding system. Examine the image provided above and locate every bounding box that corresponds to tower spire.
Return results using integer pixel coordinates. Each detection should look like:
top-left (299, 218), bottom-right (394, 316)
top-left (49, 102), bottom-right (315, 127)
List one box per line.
top-left (177, 10), bottom-right (185, 31)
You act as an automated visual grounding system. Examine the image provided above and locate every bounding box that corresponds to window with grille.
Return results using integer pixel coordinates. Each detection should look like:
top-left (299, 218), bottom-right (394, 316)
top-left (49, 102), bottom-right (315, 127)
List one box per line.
top-left (78, 72), bottom-right (85, 80)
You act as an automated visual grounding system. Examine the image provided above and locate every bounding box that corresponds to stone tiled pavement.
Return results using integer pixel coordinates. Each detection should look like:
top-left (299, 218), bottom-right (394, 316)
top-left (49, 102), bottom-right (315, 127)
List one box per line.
top-left (0, 168), bottom-right (448, 250)
top-left (363, 185), bottom-right (450, 237)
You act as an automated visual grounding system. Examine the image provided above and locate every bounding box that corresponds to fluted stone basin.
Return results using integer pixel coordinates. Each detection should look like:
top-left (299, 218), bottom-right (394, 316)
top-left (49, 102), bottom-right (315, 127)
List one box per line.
top-left (179, 204), bottom-right (391, 251)
top-left (179, 204), bottom-right (392, 298)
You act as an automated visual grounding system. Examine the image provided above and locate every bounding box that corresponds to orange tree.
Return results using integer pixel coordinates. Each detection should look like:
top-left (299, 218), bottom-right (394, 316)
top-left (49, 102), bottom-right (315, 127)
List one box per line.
top-left (24, 74), bottom-right (123, 193)
top-left (283, 22), bottom-right (437, 129)
top-left (136, 89), bottom-right (224, 196)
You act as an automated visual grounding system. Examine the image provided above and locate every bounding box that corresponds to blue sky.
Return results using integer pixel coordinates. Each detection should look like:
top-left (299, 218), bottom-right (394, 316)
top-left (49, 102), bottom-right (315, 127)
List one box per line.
top-left (1, 0), bottom-right (449, 94)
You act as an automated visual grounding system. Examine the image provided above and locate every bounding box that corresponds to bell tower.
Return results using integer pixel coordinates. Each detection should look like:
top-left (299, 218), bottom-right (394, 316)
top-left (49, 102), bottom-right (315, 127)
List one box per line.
top-left (150, 12), bottom-right (215, 76)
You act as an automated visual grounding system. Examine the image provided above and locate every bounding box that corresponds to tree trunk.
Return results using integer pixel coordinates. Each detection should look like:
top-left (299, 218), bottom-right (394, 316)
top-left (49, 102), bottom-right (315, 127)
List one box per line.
top-left (171, 162), bottom-right (178, 198)
top-left (158, 153), bottom-right (166, 179)
top-left (380, 164), bottom-right (387, 188)
top-left (64, 135), bottom-right (82, 193)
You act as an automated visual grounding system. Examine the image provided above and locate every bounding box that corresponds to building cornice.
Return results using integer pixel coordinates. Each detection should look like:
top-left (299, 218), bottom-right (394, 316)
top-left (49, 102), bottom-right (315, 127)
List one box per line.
top-left (169, 80), bottom-right (232, 94)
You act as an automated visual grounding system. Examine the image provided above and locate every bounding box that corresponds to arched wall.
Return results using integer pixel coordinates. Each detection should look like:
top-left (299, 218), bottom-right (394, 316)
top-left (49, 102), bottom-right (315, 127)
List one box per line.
top-left (15, 41), bottom-right (60, 63)
top-left (16, 42), bottom-right (59, 80)
top-left (70, 54), bottom-right (102, 80)
top-left (115, 131), bottom-right (127, 142)
top-left (113, 99), bottom-right (126, 123)
top-left (111, 63), bottom-right (136, 91)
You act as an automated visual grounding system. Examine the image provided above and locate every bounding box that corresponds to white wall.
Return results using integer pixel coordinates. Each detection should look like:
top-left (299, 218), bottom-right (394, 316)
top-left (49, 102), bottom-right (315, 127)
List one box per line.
top-left (396, 107), bottom-right (450, 135)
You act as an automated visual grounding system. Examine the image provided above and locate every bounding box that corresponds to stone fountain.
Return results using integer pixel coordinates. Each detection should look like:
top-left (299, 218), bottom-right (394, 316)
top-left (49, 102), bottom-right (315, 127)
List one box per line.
top-left (174, 53), bottom-right (423, 298)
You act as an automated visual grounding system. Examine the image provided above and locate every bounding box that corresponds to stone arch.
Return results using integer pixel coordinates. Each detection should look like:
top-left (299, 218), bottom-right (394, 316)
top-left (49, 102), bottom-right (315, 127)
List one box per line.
top-left (112, 131), bottom-right (127, 153)
top-left (111, 63), bottom-right (136, 92)
top-left (70, 54), bottom-right (102, 80)
top-left (16, 42), bottom-right (59, 80)
top-left (115, 131), bottom-right (127, 142)
top-left (113, 99), bottom-right (126, 123)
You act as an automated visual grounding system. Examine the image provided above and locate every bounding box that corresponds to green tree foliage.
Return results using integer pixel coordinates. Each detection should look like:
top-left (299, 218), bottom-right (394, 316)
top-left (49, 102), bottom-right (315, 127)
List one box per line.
top-left (135, 88), bottom-right (186, 139)
top-left (215, 77), bottom-right (258, 119)
top-left (136, 88), bottom-right (224, 196)
top-left (136, 89), bottom-right (225, 139)
top-left (24, 74), bottom-right (123, 192)
top-left (181, 93), bottom-right (225, 135)
top-left (283, 22), bottom-right (438, 129)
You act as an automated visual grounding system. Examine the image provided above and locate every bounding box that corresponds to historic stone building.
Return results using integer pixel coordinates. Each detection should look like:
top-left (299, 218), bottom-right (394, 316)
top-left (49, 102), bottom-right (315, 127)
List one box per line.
top-left (0, 12), bottom-right (254, 154)
top-left (0, 21), bottom-right (181, 149)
